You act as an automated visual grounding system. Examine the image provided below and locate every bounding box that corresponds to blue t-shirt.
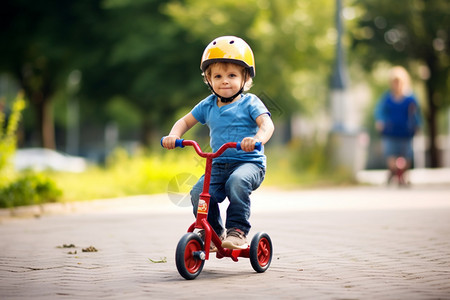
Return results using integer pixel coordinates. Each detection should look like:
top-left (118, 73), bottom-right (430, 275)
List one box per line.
top-left (191, 93), bottom-right (270, 167)
top-left (375, 91), bottom-right (422, 138)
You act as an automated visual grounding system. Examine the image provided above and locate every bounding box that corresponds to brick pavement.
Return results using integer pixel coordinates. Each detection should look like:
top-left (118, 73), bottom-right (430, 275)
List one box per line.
top-left (0, 185), bottom-right (449, 299)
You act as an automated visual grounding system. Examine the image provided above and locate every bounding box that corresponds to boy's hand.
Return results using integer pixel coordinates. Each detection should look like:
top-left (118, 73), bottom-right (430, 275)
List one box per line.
top-left (375, 121), bottom-right (384, 132)
top-left (240, 137), bottom-right (260, 152)
top-left (162, 135), bottom-right (180, 149)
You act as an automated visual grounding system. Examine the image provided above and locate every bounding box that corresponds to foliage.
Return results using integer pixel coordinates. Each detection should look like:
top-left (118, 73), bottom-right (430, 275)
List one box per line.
top-left (264, 140), bottom-right (355, 188)
top-left (80, 0), bottom-right (207, 141)
top-left (0, 93), bottom-right (26, 182)
top-left (0, 0), bottom-right (108, 148)
top-left (0, 93), bottom-right (61, 208)
top-left (0, 172), bottom-right (62, 208)
top-left (47, 147), bottom-right (205, 202)
top-left (105, 96), bottom-right (143, 138)
top-left (1, 0), bottom-right (339, 148)
top-left (164, 0), bottom-right (336, 118)
top-left (0, 142), bottom-right (355, 208)
top-left (44, 144), bottom-right (355, 204)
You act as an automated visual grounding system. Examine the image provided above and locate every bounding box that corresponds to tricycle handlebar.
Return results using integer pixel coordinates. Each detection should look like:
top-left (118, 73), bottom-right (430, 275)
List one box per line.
top-left (160, 137), bottom-right (261, 158)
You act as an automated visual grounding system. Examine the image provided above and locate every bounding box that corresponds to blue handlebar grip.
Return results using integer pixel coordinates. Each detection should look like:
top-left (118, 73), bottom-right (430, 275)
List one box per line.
top-left (236, 141), bottom-right (262, 151)
top-left (160, 137), bottom-right (185, 148)
top-left (175, 139), bottom-right (185, 148)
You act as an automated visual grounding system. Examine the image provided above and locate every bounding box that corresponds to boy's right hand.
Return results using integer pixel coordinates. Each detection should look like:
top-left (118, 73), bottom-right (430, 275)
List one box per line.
top-left (375, 121), bottom-right (384, 132)
top-left (161, 135), bottom-right (180, 149)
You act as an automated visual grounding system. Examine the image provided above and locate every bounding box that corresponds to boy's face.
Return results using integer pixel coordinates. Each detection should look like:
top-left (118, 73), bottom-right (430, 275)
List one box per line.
top-left (208, 63), bottom-right (245, 99)
top-left (390, 77), bottom-right (404, 96)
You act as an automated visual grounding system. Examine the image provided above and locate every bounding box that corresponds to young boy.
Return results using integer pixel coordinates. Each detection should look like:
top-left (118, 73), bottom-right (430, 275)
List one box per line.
top-left (162, 36), bottom-right (274, 249)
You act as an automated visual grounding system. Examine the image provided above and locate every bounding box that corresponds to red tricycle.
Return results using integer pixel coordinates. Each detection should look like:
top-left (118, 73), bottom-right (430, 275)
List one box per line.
top-left (388, 156), bottom-right (409, 186)
top-left (161, 138), bottom-right (273, 280)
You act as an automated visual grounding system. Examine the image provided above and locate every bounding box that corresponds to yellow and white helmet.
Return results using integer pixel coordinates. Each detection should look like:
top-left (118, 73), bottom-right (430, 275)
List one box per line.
top-left (200, 36), bottom-right (255, 77)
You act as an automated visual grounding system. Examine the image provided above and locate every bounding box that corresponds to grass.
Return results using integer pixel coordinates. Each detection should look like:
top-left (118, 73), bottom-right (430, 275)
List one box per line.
top-left (263, 143), bottom-right (357, 189)
top-left (45, 143), bottom-right (356, 203)
top-left (48, 147), bottom-right (205, 202)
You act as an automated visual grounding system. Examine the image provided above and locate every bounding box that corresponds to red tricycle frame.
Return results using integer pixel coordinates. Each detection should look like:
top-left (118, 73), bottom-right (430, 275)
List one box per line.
top-left (163, 138), bottom-right (272, 280)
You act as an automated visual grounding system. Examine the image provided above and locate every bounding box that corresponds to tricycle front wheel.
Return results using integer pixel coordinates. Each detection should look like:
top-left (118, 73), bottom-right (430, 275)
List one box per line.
top-left (175, 233), bottom-right (205, 280)
top-left (249, 232), bottom-right (273, 273)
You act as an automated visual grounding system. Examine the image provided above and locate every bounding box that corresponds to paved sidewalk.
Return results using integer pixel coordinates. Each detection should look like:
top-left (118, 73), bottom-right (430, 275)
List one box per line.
top-left (356, 168), bottom-right (450, 186)
top-left (1, 185), bottom-right (449, 299)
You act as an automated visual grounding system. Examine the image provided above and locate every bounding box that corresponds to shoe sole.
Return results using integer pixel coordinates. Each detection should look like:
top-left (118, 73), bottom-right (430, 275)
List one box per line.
top-left (221, 241), bottom-right (249, 250)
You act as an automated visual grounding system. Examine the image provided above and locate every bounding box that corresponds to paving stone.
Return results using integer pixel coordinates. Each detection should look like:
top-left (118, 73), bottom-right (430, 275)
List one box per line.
top-left (0, 185), bottom-right (449, 299)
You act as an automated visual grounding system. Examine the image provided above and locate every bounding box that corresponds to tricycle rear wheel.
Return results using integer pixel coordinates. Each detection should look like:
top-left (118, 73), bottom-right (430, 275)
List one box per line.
top-left (249, 232), bottom-right (272, 273)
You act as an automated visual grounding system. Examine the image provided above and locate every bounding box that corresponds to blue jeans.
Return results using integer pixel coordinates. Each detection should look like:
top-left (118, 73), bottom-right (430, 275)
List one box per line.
top-left (190, 162), bottom-right (265, 236)
top-left (382, 136), bottom-right (413, 161)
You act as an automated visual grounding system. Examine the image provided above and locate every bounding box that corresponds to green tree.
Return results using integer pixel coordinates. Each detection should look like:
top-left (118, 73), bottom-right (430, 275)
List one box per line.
top-left (1, 0), bottom-right (198, 147)
top-left (0, 0), bottom-right (108, 149)
top-left (350, 0), bottom-right (450, 167)
top-left (90, 0), bottom-right (337, 144)
top-left (165, 0), bottom-right (336, 119)
top-left (1, 0), bottom-right (340, 150)
top-left (80, 0), bottom-right (207, 145)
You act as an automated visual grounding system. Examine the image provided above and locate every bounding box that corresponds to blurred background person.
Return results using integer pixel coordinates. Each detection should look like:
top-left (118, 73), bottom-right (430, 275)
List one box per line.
top-left (374, 66), bottom-right (422, 185)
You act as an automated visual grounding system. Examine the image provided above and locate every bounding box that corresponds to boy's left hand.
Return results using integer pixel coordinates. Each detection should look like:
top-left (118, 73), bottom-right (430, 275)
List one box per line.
top-left (240, 137), bottom-right (260, 152)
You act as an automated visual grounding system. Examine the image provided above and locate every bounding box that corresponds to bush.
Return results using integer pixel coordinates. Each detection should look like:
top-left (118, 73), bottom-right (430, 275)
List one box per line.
top-left (264, 137), bottom-right (355, 187)
top-left (0, 172), bottom-right (62, 208)
top-left (0, 93), bottom-right (62, 208)
top-left (48, 147), bottom-right (205, 202)
top-left (0, 92), bottom-right (26, 182)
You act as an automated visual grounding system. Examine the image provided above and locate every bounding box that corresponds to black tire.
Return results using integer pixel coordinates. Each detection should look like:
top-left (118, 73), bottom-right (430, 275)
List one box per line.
top-left (249, 232), bottom-right (273, 273)
top-left (175, 233), bottom-right (205, 280)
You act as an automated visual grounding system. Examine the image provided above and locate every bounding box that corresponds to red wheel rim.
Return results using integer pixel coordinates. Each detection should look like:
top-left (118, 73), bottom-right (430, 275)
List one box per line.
top-left (184, 239), bottom-right (202, 273)
top-left (257, 237), bottom-right (271, 267)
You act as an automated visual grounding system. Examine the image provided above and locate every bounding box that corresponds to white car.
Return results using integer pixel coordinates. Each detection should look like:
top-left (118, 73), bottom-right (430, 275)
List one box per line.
top-left (14, 148), bottom-right (87, 173)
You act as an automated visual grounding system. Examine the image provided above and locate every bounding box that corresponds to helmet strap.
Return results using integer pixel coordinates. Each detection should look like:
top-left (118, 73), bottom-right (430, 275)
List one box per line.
top-left (209, 84), bottom-right (244, 103)
top-left (220, 87), bottom-right (244, 103)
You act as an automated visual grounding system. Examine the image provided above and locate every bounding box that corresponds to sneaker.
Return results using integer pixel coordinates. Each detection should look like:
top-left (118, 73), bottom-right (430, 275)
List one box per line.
top-left (221, 228), bottom-right (248, 250)
top-left (197, 230), bottom-right (225, 252)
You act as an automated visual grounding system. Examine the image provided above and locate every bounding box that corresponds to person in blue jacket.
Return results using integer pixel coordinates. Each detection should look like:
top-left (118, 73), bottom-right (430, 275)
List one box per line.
top-left (374, 66), bottom-right (422, 184)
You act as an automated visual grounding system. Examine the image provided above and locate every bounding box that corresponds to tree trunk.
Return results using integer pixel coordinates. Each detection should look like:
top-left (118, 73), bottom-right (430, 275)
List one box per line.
top-left (141, 118), bottom-right (158, 147)
top-left (18, 65), bottom-right (56, 150)
top-left (425, 84), bottom-right (440, 168)
top-left (32, 93), bottom-right (56, 150)
top-left (425, 56), bottom-right (441, 168)
top-left (41, 98), bottom-right (56, 149)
